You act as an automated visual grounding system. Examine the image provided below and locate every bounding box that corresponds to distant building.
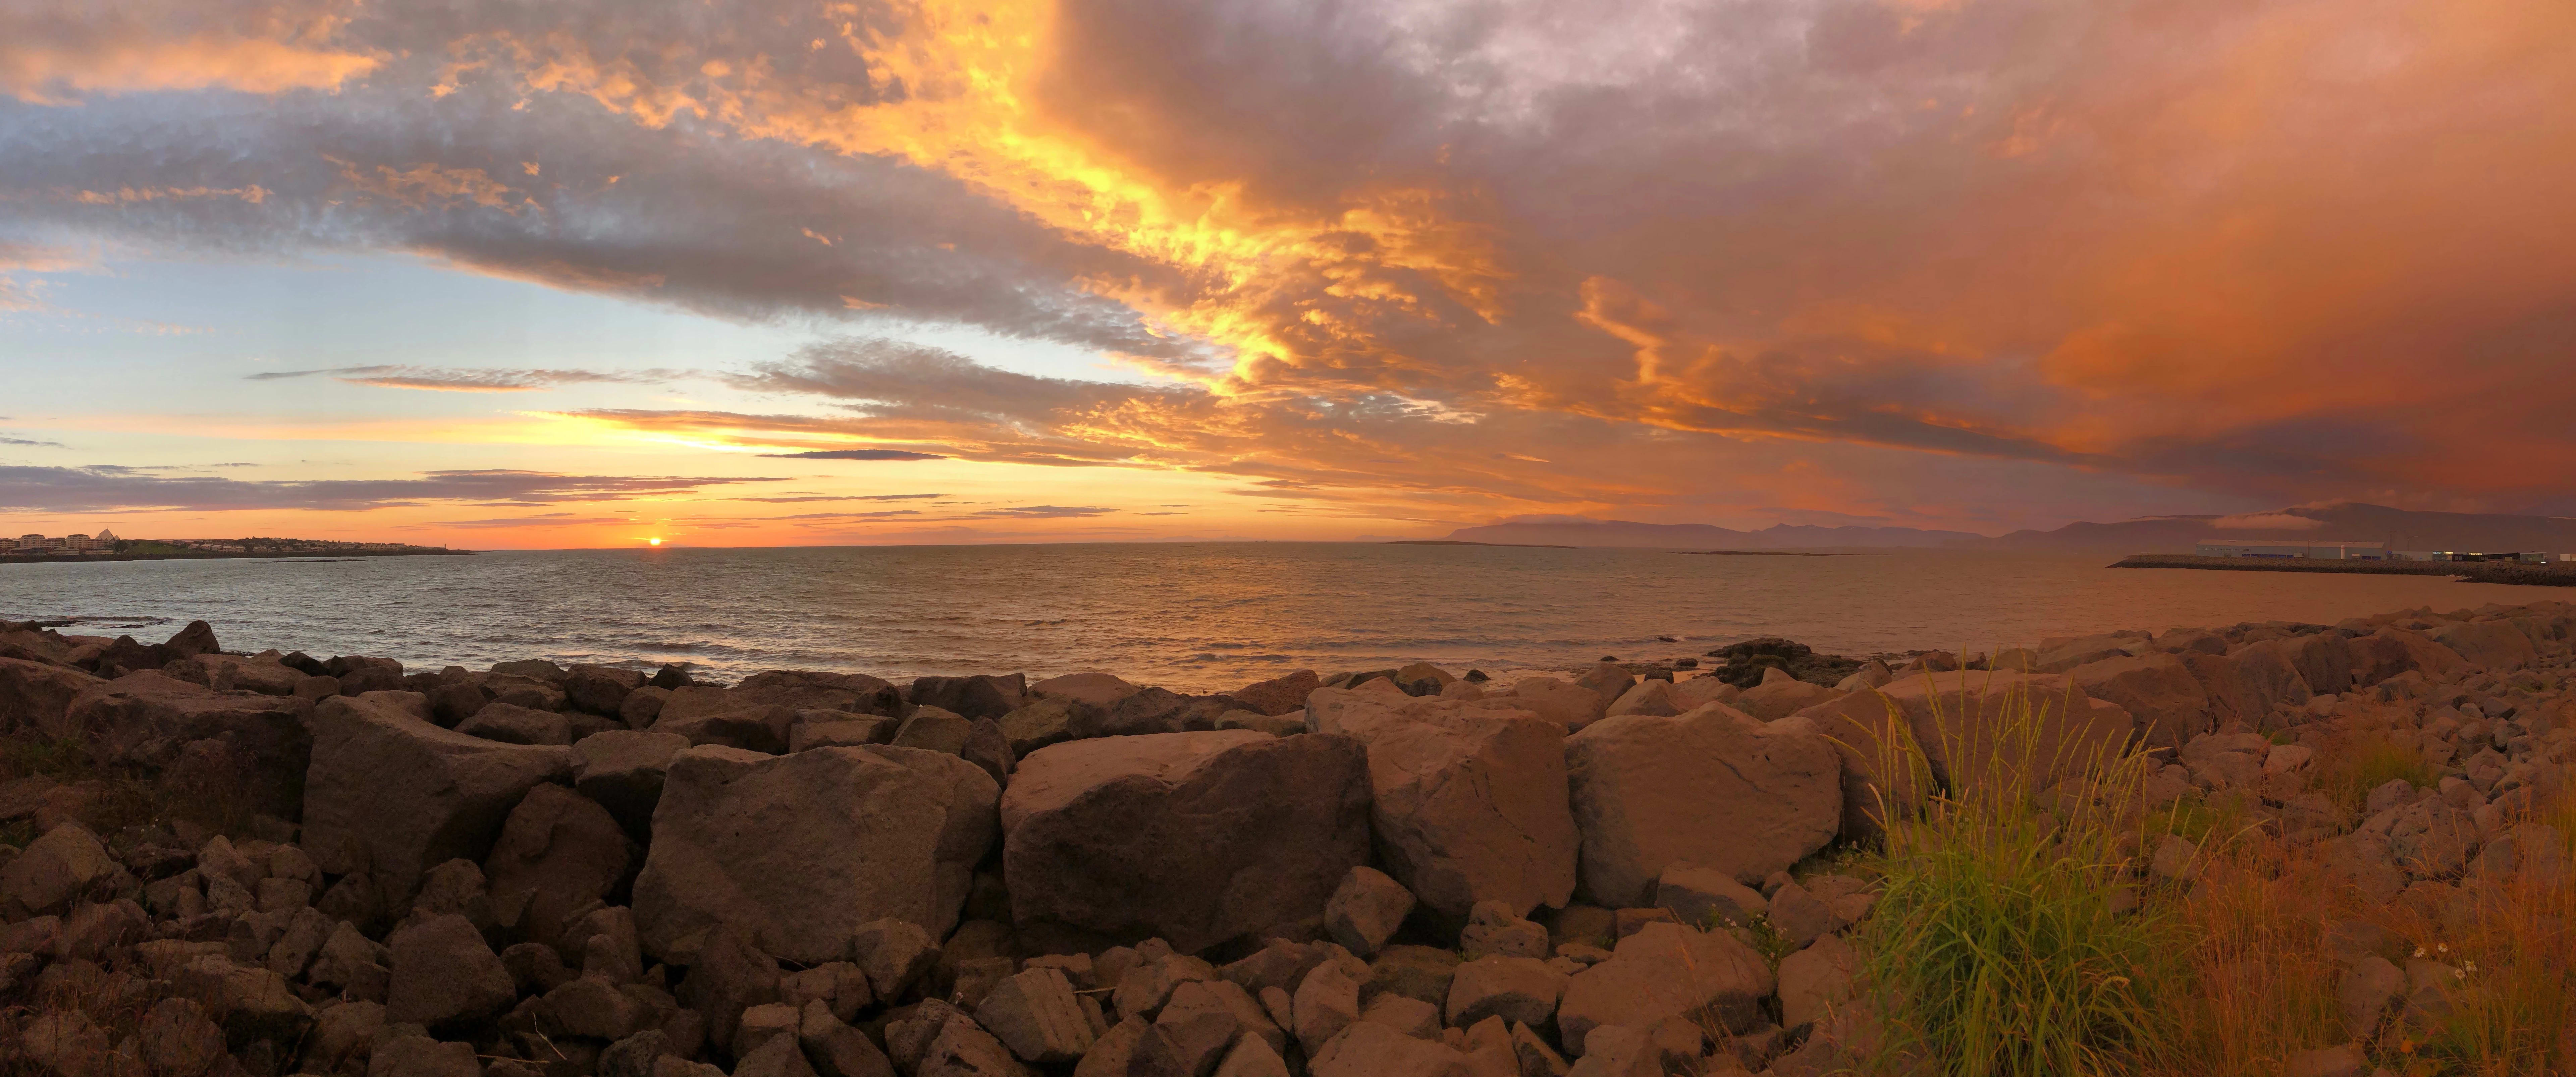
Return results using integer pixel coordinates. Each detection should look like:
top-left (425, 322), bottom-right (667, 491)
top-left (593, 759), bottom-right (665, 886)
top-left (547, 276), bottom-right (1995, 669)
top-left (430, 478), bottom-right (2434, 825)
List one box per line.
top-left (93, 527), bottom-right (118, 544)
top-left (2196, 541), bottom-right (2387, 560)
top-left (2395, 550), bottom-right (2564, 564)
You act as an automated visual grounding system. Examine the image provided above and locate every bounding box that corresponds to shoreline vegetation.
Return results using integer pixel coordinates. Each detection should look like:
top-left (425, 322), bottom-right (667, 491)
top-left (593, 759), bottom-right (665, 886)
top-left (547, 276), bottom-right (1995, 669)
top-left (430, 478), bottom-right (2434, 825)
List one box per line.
top-left (2117, 553), bottom-right (2576, 587)
top-left (2, 598), bottom-right (2572, 1077)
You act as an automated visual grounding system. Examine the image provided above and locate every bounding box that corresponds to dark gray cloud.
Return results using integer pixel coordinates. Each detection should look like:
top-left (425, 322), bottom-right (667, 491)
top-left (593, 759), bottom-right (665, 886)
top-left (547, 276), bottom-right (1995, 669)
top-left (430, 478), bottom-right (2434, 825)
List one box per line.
top-left (727, 492), bottom-right (945, 503)
top-left (759, 449), bottom-right (947, 461)
top-left (0, 466), bottom-right (787, 512)
top-left (0, 436), bottom-right (66, 448)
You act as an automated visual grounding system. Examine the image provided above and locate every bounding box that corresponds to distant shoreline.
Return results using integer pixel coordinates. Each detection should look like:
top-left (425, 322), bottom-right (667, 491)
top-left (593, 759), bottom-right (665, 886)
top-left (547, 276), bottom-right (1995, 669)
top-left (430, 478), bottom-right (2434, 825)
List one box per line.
top-left (1674, 549), bottom-right (1847, 557)
top-left (2112, 553), bottom-right (2576, 586)
top-left (1386, 539), bottom-right (1578, 549)
top-left (0, 549), bottom-right (474, 567)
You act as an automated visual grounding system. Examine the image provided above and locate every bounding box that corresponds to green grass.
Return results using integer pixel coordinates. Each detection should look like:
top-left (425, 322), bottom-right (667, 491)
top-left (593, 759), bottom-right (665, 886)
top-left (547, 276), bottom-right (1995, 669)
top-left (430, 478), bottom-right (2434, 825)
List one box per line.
top-left (1848, 670), bottom-right (2186, 1077)
top-left (2314, 732), bottom-right (2437, 813)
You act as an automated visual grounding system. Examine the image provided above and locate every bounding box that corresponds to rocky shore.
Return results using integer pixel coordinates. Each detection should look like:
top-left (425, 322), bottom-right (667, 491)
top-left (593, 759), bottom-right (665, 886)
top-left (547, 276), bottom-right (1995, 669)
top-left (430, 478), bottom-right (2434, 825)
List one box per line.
top-left (1, 598), bottom-right (2571, 1077)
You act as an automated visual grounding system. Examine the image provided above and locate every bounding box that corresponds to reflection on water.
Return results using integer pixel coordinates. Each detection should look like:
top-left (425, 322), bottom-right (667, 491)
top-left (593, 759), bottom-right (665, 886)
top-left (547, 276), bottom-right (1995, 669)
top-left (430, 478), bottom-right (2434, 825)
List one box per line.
top-left (0, 544), bottom-right (2559, 692)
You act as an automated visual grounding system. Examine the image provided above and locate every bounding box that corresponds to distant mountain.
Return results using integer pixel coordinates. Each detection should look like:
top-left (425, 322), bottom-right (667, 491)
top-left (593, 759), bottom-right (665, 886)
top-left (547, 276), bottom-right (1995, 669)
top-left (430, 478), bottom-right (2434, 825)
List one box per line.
top-left (1976, 503), bottom-right (2576, 554)
top-left (1438, 518), bottom-right (1984, 549)
top-left (1440, 503), bottom-right (2576, 553)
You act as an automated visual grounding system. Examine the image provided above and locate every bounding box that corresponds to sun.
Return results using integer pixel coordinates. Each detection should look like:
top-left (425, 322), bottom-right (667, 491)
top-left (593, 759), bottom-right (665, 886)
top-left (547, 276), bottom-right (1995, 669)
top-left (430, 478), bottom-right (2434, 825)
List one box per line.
top-left (646, 537), bottom-right (663, 546)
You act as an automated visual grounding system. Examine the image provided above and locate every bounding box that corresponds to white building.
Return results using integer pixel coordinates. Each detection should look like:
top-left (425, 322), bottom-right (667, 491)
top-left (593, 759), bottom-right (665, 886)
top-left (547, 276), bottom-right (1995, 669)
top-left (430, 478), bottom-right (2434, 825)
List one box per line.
top-left (2195, 541), bottom-right (2387, 560)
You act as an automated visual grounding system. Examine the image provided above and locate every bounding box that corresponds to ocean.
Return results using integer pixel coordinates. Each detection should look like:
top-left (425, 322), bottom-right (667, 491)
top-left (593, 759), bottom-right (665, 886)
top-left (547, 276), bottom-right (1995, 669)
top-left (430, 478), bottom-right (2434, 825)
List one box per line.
top-left (0, 544), bottom-right (2561, 692)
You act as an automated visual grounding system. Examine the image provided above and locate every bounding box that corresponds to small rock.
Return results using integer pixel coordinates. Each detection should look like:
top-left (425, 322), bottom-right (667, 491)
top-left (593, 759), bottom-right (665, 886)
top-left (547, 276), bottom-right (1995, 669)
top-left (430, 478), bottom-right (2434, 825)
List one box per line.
top-left (1324, 866), bottom-right (1414, 958)
top-left (386, 913), bottom-right (517, 1029)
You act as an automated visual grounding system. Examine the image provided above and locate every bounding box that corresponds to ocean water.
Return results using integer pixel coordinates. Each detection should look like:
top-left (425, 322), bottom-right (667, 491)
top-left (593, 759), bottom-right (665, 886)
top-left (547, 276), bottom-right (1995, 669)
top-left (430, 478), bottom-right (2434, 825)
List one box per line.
top-left (0, 544), bottom-right (2562, 692)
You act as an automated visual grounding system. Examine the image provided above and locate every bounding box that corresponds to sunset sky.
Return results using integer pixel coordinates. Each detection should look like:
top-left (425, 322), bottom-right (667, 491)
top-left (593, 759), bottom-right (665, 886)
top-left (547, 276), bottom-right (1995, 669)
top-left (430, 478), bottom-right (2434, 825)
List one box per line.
top-left (3, 0), bottom-right (2572, 549)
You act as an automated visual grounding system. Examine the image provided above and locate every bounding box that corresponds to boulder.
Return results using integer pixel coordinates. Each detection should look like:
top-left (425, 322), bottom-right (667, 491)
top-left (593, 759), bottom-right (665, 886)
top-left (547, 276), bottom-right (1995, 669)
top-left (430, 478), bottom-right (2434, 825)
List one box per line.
top-left (64, 671), bottom-right (313, 816)
top-left (2184, 646), bottom-right (2312, 728)
top-left (681, 925), bottom-right (782, 1050)
top-left (2351, 627), bottom-right (2465, 685)
top-left (997, 698), bottom-right (1095, 757)
top-left (2428, 620), bottom-right (2539, 671)
top-left (1563, 705), bottom-right (1839, 905)
top-left (172, 653), bottom-right (307, 696)
top-left (386, 913), bottom-right (516, 1029)
top-left (1091, 687), bottom-right (1194, 737)
top-left (2067, 654), bottom-right (2210, 752)
top-left (1029, 672), bottom-right (1140, 709)
top-left (634, 745), bottom-right (999, 963)
top-left (573, 730), bottom-right (691, 840)
top-left (1737, 671), bottom-right (1841, 722)
top-left (652, 674), bottom-right (903, 754)
top-left (892, 707), bottom-right (975, 755)
top-left (800, 1001), bottom-right (897, 1077)
top-left (1323, 867), bottom-right (1414, 958)
top-left (1, 821), bottom-right (117, 915)
top-left (568, 665), bottom-right (650, 717)
top-left (1556, 922), bottom-right (1772, 1054)
top-left (1002, 731), bottom-right (1371, 954)
top-left (137, 997), bottom-right (227, 1077)
top-left (1571, 664), bottom-right (1633, 707)
top-left (1232, 670), bottom-right (1322, 717)
top-left (908, 675), bottom-right (1027, 721)
top-left (1309, 1021), bottom-right (1469, 1077)
top-left (459, 701), bottom-right (574, 746)
top-left (2279, 632), bottom-right (2356, 696)
top-left (792, 717), bottom-right (900, 752)
top-left (1292, 962), bottom-right (1360, 1057)
top-left (0, 657), bottom-right (104, 736)
top-left (1444, 956), bottom-right (1565, 1028)
top-left (1305, 689), bottom-right (1578, 917)
top-left (303, 693), bottom-right (575, 903)
top-left (1652, 863), bottom-right (1765, 929)
top-left (484, 783), bottom-right (638, 953)
top-left (1603, 680), bottom-right (1679, 719)
top-left (1503, 677), bottom-right (1607, 732)
top-left (976, 966), bottom-right (1095, 1064)
top-left (1776, 933), bottom-right (1858, 1033)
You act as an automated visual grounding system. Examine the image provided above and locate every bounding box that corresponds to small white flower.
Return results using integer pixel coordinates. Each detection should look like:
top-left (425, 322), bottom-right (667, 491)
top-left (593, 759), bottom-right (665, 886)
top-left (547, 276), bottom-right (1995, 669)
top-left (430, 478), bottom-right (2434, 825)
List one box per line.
top-left (2415, 947), bottom-right (2427, 957)
top-left (2464, 961), bottom-right (2477, 972)
top-left (2455, 969), bottom-right (2467, 980)
top-left (2438, 943), bottom-right (2450, 953)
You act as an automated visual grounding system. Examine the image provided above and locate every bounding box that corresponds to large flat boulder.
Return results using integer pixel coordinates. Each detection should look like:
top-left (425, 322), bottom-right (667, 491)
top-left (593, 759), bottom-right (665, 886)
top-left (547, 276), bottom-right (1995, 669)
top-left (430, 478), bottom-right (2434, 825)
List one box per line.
top-left (67, 671), bottom-right (315, 817)
top-left (2428, 620), bottom-right (2540, 671)
top-left (652, 673), bottom-right (904, 754)
top-left (2352, 628), bottom-right (2465, 685)
top-left (1305, 689), bottom-right (1576, 917)
top-left (1502, 677), bottom-right (1606, 732)
top-left (1563, 705), bottom-right (1839, 905)
top-left (2068, 654), bottom-right (2209, 752)
top-left (2185, 645), bottom-right (2312, 728)
top-left (302, 693), bottom-right (575, 902)
top-left (907, 675), bottom-right (1027, 721)
top-left (1002, 731), bottom-right (1370, 954)
top-left (0, 657), bottom-right (104, 737)
top-left (633, 745), bottom-right (999, 964)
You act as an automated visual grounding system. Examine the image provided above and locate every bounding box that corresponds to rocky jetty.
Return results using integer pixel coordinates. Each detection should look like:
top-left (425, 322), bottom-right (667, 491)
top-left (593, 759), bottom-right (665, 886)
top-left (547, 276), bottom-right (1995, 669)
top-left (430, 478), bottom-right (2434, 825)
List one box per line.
top-left (1, 599), bottom-right (2571, 1077)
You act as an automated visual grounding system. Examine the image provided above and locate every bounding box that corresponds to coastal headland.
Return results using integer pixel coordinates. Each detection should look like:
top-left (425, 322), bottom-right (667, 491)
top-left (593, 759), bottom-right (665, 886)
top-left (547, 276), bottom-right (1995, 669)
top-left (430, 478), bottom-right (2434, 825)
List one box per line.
top-left (1, 598), bottom-right (2571, 1075)
top-left (2116, 553), bottom-right (2576, 586)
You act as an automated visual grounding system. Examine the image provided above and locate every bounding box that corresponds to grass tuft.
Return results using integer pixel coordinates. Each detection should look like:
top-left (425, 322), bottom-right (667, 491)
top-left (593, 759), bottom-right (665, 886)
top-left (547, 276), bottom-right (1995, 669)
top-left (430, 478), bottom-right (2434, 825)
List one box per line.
top-left (2313, 731), bottom-right (2437, 813)
top-left (1850, 670), bottom-right (2185, 1077)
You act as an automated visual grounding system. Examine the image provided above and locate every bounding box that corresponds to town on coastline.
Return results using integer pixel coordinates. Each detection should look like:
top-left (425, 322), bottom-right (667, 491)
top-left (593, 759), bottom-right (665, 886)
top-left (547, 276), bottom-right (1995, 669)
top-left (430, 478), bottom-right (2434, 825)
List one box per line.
top-left (0, 529), bottom-right (464, 561)
top-left (2192, 540), bottom-right (2573, 563)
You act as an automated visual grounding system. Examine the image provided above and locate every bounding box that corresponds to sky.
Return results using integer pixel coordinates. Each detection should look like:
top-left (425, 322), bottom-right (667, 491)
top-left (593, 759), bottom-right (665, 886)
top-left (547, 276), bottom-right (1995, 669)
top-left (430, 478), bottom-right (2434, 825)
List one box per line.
top-left (2, 0), bottom-right (2572, 549)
